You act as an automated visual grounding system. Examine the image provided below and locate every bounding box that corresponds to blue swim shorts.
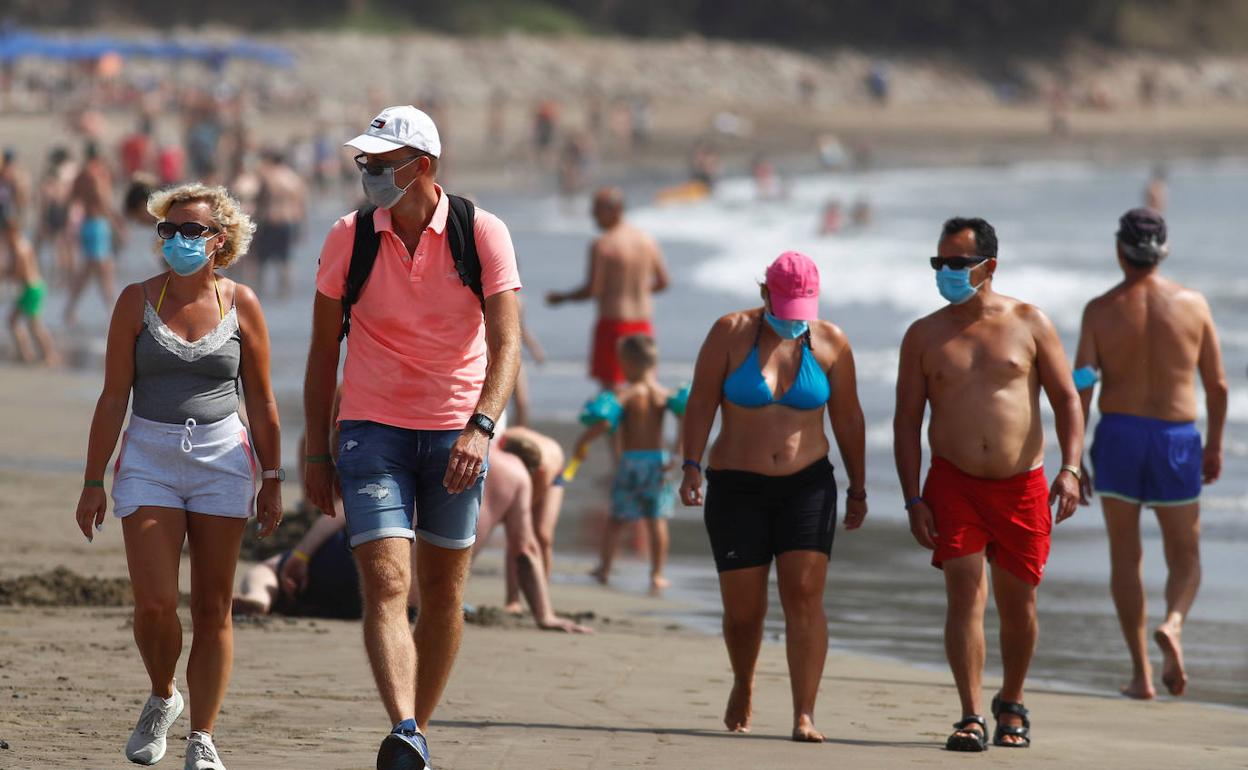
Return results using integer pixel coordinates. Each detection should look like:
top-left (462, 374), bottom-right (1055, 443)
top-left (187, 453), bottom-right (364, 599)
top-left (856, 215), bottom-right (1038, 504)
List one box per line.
top-left (335, 420), bottom-right (486, 550)
top-left (80, 216), bottom-right (112, 261)
top-left (610, 449), bottom-right (674, 522)
top-left (1091, 413), bottom-right (1202, 507)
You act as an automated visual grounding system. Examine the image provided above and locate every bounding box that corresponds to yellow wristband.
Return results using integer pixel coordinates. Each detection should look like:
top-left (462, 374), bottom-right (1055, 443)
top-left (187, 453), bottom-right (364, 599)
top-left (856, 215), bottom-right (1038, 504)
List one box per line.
top-left (291, 550), bottom-right (311, 563)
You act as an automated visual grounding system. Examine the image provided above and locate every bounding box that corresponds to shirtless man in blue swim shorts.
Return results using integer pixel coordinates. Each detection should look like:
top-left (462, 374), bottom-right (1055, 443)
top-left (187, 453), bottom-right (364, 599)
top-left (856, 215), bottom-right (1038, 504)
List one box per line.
top-left (1075, 207), bottom-right (1228, 700)
top-left (64, 141), bottom-right (124, 326)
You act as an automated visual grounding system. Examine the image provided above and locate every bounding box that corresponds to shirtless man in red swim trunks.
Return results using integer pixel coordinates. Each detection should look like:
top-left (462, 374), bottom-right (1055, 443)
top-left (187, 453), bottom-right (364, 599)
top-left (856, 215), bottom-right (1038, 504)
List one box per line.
top-left (546, 187), bottom-right (669, 390)
top-left (894, 217), bottom-right (1083, 752)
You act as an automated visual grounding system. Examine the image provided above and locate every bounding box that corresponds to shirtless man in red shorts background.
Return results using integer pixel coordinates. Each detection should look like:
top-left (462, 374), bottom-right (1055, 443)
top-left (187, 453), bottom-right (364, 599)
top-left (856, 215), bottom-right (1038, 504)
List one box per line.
top-left (546, 186), bottom-right (669, 390)
top-left (894, 217), bottom-right (1083, 752)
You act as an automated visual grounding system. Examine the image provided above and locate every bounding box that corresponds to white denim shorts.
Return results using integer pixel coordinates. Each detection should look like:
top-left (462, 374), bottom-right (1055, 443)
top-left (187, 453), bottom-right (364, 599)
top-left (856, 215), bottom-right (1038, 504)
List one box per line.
top-left (112, 413), bottom-right (256, 519)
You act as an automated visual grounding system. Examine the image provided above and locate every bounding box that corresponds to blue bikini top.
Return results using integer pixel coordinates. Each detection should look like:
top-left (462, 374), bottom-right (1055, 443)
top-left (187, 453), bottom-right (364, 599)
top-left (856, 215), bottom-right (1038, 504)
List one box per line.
top-left (722, 317), bottom-right (830, 410)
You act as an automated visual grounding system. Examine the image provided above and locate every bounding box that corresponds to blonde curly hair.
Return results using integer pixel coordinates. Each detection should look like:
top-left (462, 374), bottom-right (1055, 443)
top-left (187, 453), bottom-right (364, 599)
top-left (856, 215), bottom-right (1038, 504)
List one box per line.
top-left (147, 183), bottom-right (255, 268)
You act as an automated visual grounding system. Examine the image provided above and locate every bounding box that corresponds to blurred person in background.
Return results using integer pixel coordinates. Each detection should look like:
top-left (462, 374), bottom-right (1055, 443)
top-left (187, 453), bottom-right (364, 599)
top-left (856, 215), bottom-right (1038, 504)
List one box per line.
top-left (64, 141), bottom-right (124, 326)
top-left (251, 149), bottom-right (307, 299)
top-left (36, 146), bottom-right (78, 284)
top-left (0, 146), bottom-right (31, 275)
top-left (547, 187), bottom-right (669, 391)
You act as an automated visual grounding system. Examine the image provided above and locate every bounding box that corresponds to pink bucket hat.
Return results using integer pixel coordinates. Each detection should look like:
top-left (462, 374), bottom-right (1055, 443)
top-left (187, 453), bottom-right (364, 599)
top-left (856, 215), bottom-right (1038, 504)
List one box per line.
top-left (765, 251), bottom-right (820, 320)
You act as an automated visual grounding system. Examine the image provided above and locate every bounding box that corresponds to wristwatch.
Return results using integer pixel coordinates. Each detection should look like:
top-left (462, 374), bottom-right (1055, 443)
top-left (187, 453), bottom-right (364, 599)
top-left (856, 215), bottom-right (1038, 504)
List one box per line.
top-left (467, 413), bottom-right (496, 439)
top-left (1060, 464), bottom-right (1081, 480)
top-left (261, 468), bottom-right (286, 482)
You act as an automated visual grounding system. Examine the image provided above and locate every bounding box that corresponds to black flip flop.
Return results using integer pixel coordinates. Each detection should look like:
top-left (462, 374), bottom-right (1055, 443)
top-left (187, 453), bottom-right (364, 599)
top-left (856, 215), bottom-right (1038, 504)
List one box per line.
top-left (945, 715), bottom-right (989, 752)
top-left (991, 694), bottom-right (1031, 748)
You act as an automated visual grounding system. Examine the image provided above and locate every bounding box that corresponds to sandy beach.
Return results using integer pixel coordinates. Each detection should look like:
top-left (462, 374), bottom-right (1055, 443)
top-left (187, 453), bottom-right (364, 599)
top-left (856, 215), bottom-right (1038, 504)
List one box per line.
top-left (2, 363), bottom-right (1245, 769)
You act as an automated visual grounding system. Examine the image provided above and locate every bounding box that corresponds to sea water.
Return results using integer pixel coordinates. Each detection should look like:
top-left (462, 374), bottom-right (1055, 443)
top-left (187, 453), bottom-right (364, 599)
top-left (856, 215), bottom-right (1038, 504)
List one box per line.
top-left (57, 158), bottom-right (1245, 706)
top-left (507, 159), bottom-right (1248, 708)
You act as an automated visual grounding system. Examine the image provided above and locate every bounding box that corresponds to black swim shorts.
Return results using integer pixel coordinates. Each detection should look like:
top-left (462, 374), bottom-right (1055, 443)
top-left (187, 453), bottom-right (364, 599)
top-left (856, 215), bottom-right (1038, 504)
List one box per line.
top-left (703, 457), bottom-right (837, 572)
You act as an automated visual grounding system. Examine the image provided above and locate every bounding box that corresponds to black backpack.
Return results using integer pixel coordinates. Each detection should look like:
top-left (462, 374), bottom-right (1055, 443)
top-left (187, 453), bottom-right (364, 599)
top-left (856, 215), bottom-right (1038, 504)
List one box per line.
top-left (339, 193), bottom-right (483, 341)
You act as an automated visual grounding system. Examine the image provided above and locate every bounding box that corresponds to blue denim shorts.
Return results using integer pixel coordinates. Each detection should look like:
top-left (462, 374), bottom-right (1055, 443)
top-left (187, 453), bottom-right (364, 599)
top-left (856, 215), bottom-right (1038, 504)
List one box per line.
top-left (336, 420), bottom-right (486, 550)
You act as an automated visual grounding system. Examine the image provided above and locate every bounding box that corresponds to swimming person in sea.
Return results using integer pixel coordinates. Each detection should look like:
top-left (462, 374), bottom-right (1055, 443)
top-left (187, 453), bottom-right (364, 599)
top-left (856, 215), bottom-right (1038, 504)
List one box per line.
top-left (679, 251), bottom-right (867, 743)
top-left (1074, 208), bottom-right (1227, 699)
top-left (573, 334), bottom-right (686, 595)
top-left (73, 183), bottom-right (282, 770)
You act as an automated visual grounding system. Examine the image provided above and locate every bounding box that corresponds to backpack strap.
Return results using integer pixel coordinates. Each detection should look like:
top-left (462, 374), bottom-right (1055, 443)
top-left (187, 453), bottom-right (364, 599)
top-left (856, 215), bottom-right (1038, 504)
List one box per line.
top-left (339, 205), bottom-right (380, 341)
top-left (445, 193), bottom-right (484, 313)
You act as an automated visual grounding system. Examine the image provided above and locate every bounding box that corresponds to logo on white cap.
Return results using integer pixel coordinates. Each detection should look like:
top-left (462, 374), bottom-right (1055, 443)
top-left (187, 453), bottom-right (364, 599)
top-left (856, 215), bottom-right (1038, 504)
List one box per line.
top-left (346, 106), bottom-right (441, 158)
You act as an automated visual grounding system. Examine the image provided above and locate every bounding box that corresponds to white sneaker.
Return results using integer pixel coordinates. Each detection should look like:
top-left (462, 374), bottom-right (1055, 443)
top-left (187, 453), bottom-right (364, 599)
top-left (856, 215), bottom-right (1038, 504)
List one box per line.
top-left (184, 731), bottom-right (226, 770)
top-left (125, 687), bottom-right (184, 765)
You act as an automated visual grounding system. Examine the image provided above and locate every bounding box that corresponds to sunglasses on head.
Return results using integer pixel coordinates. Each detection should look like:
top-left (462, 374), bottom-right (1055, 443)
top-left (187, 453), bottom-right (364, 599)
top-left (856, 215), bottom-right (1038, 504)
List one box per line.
top-left (353, 153), bottom-right (425, 177)
top-left (156, 221), bottom-right (218, 240)
top-left (930, 255), bottom-right (991, 271)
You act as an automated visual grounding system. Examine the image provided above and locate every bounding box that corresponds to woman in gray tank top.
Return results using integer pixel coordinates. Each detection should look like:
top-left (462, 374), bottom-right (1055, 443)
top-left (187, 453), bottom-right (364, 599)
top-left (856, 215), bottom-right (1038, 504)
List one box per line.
top-left (73, 183), bottom-right (282, 770)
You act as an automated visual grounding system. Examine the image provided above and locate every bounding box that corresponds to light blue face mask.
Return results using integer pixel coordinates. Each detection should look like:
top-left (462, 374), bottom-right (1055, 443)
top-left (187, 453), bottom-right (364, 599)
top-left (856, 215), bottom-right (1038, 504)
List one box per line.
top-left (936, 266), bottom-right (984, 305)
top-left (161, 233), bottom-right (215, 276)
top-left (764, 311), bottom-right (809, 339)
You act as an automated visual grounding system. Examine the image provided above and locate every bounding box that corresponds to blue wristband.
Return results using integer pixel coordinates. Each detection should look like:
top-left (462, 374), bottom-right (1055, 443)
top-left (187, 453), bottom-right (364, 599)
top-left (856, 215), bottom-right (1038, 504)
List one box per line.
top-left (682, 459), bottom-right (702, 473)
top-left (904, 496), bottom-right (924, 509)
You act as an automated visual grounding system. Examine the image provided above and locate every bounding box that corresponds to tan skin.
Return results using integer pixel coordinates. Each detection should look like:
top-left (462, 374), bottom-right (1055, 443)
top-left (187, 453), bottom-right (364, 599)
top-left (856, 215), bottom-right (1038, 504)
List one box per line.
top-left (546, 187), bottom-right (669, 387)
top-left (1074, 248), bottom-right (1227, 699)
top-left (302, 145), bottom-right (520, 732)
top-left (64, 155), bottom-right (126, 325)
top-left (73, 199), bottom-right (281, 734)
top-left (680, 286), bottom-right (867, 743)
top-left (893, 228), bottom-right (1083, 745)
top-left (575, 355), bottom-right (681, 593)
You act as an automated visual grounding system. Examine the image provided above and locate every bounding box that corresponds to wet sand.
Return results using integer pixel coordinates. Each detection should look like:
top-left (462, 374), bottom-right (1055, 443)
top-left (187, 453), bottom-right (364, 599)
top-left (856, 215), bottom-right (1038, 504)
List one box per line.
top-left (3, 363), bottom-right (1247, 768)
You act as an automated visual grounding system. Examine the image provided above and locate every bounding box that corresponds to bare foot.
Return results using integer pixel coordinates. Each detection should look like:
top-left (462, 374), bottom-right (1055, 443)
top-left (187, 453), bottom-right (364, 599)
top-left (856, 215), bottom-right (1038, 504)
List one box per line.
top-left (648, 575), bottom-right (670, 596)
top-left (589, 565), bottom-right (608, 585)
top-left (792, 714), bottom-right (824, 743)
top-left (1120, 674), bottom-right (1156, 700)
top-left (1154, 623), bottom-right (1188, 696)
top-left (723, 681), bottom-right (753, 733)
top-left (502, 601), bottom-right (524, 616)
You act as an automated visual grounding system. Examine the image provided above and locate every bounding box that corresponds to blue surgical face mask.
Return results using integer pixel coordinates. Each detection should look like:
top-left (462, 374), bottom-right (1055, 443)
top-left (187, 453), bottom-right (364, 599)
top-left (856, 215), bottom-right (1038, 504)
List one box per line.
top-left (360, 157), bottom-right (418, 209)
top-left (936, 265), bottom-right (984, 305)
top-left (764, 311), bottom-right (809, 339)
top-left (161, 233), bottom-right (215, 276)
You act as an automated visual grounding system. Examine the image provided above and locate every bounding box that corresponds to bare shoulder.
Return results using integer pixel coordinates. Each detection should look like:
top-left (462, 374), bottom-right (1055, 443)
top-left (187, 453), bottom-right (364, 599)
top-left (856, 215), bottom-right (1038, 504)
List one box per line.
top-left (116, 282), bottom-right (147, 320)
top-left (228, 280), bottom-right (265, 323)
top-left (901, 310), bottom-right (941, 348)
top-left (1010, 298), bottom-right (1059, 336)
top-left (1169, 280), bottom-right (1211, 315)
top-left (710, 309), bottom-right (758, 339)
top-left (811, 318), bottom-right (849, 353)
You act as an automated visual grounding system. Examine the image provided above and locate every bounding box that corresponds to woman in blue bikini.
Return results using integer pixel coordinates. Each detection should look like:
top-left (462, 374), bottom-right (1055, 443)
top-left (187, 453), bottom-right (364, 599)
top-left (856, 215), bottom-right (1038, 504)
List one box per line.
top-left (679, 251), bottom-right (867, 743)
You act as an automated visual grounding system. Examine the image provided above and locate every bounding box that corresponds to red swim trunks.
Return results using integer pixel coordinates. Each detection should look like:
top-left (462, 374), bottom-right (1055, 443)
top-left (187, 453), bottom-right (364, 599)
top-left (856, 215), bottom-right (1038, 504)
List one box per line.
top-left (922, 457), bottom-right (1052, 586)
top-left (590, 318), bottom-right (654, 386)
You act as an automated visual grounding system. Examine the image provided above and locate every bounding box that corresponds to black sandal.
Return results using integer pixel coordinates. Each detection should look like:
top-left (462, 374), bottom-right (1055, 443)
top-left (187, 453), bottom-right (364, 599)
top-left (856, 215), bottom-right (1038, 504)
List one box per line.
top-left (990, 694), bottom-right (1031, 748)
top-left (945, 715), bottom-right (989, 752)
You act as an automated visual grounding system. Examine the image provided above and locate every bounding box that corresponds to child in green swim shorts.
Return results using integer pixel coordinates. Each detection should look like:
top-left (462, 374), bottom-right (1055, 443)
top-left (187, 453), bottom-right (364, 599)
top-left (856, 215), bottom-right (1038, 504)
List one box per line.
top-left (574, 334), bottom-right (688, 595)
top-left (7, 229), bottom-right (59, 365)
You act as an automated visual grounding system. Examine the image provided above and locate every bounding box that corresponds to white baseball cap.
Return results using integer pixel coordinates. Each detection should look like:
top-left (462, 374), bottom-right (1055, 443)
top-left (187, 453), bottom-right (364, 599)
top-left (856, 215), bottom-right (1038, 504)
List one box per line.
top-left (345, 105), bottom-right (441, 158)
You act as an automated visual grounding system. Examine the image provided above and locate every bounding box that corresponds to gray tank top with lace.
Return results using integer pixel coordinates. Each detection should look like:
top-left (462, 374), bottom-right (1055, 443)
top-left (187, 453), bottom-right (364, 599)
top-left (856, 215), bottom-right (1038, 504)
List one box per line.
top-left (132, 288), bottom-right (241, 425)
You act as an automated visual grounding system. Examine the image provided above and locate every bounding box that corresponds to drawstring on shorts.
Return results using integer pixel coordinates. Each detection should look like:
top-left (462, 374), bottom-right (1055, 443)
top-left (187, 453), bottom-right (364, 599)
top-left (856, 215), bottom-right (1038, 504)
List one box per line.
top-left (180, 418), bottom-right (197, 453)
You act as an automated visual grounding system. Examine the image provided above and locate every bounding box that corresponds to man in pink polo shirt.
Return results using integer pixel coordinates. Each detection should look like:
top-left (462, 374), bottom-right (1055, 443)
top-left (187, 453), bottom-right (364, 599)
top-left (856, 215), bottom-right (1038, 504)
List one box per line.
top-left (303, 105), bottom-right (521, 770)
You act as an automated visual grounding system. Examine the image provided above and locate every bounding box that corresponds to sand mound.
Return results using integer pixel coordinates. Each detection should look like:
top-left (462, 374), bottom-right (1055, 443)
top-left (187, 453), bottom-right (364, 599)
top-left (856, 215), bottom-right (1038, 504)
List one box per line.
top-left (0, 567), bottom-right (132, 607)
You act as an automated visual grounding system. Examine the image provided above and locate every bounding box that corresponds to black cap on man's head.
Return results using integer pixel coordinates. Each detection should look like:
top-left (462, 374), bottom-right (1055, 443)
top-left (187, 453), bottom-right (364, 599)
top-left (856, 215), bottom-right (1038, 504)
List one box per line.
top-left (1116, 207), bottom-right (1169, 265)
